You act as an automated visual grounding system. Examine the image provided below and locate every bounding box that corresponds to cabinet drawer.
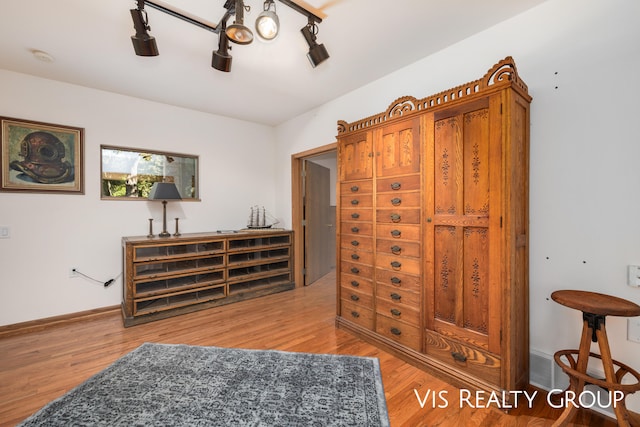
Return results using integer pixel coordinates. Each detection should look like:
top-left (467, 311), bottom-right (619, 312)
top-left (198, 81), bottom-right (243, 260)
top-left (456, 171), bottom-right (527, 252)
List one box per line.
top-left (340, 180), bottom-right (373, 194)
top-left (340, 194), bottom-right (373, 208)
top-left (376, 208), bottom-right (421, 224)
top-left (376, 239), bottom-right (421, 258)
top-left (341, 285), bottom-right (374, 308)
top-left (375, 268), bottom-right (421, 292)
top-left (341, 249), bottom-right (374, 265)
top-left (340, 300), bottom-right (374, 330)
top-left (340, 272), bottom-right (373, 295)
top-left (340, 236), bottom-right (373, 252)
top-left (376, 315), bottom-right (421, 351)
top-left (340, 221), bottom-right (373, 236)
top-left (376, 297), bottom-right (420, 326)
top-left (376, 224), bottom-right (420, 241)
top-left (424, 330), bottom-right (500, 386)
top-left (376, 283), bottom-right (420, 308)
top-left (340, 260), bottom-right (374, 278)
top-left (340, 209), bottom-right (373, 222)
top-left (375, 253), bottom-right (421, 275)
top-left (376, 191), bottom-right (420, 209)
top-left (376, 175), bottom-right (420, 193)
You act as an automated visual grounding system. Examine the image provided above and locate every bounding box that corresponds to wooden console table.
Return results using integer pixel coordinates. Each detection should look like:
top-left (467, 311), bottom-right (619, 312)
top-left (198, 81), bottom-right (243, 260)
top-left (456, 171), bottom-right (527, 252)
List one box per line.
top-left (121, 230), bottom-right (294, 327)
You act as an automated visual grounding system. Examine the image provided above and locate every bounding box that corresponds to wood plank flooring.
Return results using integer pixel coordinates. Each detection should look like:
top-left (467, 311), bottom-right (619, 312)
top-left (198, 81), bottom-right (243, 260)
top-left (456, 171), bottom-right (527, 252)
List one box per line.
top-left (0, 271), bottom-right (617, 426)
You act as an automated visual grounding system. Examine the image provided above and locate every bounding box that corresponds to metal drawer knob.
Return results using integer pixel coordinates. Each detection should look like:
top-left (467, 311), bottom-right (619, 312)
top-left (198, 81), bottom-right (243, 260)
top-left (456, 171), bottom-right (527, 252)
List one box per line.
top-left (351, 226), bottom-right (359, 233)
top-left (391, 245), bottom-right (402, 255)
top-left (391, 197), bottom-right (402, 206)
top-left (390, 213), bottom-right (401, 223)
top-left (351, 311), bottom-right (360, 318)
top-left (390, 327), bottom-right (402, 336)
top-left (351, 253), bottom-right (360, 260)
top-left (350, 280), bottom-right (359, 287)
top-left (350, 185), bottom-right (359, 192)
top-left (390, 308), bottom-right (401, 316)
top-left (350, 267), bottom-right (360, 274)
top-left (350, 294), bottom-right (360, 301)
top-left (351, 199), bottom-right (359, 205)
top-left (351, 213), bottom-right (360, 219)
top-left (390, 261), bottom-right (402, 269)
top-left (390, 292), bottom-right (401, 301)
top-left (390, 229), bottom-right (401, 238)
top-left (390, 276), bottom-right (401, 285)
top-left (391, 182), bottom-right (401, 190)
top-left (451, 352), bottom-right (468, 363)
top-left (351, 240), bottom-right (359, 246)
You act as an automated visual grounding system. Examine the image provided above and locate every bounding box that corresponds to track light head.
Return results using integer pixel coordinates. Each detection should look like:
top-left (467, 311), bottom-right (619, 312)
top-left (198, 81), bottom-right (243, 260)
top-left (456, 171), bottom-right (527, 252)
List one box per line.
top-left (130, 6), bottom-right (158, 56)
top-left (255, 0), bottom-right (279, 42)
top-left (212, 23), bottom-right (233, 72)
top-left (301, 23), bottom-right (329, 67)
top-left (226, 0), bottom-right (253, 45)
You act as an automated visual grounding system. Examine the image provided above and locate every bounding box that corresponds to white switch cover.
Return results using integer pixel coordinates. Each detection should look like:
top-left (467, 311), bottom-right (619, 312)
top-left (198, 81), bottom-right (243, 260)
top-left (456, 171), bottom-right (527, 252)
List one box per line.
top-left (628, 265), bottom-right (640, 287)
top-left (0, 226), bottom-right (9, 239)
top-left (628, 318), bottom-right (640, 343)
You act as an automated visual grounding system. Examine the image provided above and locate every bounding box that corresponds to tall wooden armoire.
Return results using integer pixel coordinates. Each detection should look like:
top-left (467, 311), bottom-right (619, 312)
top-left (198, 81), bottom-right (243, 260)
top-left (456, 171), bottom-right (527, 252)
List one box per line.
top-left (336, 57), bottom-right (531, 396)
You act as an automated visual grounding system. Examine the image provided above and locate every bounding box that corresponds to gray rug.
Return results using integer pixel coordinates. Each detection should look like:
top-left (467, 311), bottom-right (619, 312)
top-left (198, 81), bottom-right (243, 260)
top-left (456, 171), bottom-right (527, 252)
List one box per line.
top-left (19, 342), bottom-right (389, 426)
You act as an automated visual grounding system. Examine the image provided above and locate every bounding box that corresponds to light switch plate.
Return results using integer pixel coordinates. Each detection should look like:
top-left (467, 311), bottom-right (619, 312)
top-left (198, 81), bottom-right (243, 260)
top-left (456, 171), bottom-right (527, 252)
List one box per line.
top-left (0, 226), bottom-right (9, 239)
top-left (628, 265), bottom-right (640, 287)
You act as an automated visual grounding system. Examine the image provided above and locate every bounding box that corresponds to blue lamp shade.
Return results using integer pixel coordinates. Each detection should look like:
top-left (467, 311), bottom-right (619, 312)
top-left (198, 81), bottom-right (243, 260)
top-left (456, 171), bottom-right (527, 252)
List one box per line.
top-left (148, 182), bottom-right (182, 200)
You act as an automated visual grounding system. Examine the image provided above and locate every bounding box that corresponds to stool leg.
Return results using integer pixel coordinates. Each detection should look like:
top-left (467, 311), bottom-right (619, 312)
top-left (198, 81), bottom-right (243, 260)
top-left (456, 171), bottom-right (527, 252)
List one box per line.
top-left (552, 319), bottom-right (592, 427)
top-left (595, 326), bottom-right (634, 427)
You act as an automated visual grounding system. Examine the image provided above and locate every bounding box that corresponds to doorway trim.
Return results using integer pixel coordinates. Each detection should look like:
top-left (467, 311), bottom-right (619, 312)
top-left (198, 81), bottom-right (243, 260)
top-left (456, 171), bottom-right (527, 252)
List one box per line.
top-left (291, 142), bottom-right (337, 288)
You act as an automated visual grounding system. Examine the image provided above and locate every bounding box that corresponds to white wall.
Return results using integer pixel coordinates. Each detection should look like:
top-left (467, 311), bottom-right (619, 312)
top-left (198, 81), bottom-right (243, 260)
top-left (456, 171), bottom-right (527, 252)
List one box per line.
top-left (0, 70), bottom-right (277, 325)
top-left (274, 0), bottom-right (640, 411)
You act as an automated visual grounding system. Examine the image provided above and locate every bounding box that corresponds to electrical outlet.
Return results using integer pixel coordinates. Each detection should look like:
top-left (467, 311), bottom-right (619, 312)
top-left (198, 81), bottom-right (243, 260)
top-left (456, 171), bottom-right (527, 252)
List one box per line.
top-left (69, 268), bottom-right (78, 278)
top-left (628, 318), bottom-right (640, 343)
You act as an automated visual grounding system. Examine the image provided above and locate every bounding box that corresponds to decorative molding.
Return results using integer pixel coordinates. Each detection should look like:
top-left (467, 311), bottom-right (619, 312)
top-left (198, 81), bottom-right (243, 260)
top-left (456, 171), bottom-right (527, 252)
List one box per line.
top-left (337, 56), bottom-right (528, 135)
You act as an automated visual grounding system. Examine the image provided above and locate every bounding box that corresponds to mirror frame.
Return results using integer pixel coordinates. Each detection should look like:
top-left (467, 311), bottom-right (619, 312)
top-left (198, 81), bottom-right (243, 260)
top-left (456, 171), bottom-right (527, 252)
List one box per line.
top-left (100, 145), bottom-right (199, 200)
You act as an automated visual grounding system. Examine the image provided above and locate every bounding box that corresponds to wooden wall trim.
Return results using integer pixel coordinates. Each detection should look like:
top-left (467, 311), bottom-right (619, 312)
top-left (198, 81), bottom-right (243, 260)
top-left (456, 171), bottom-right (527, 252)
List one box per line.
top-left (0, 305), bottom-right (120, 338)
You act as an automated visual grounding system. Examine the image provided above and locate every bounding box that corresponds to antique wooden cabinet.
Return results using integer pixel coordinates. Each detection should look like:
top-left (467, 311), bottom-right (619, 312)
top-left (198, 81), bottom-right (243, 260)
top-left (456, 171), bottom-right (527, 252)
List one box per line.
top-left (122, 230), bottom-right (294, 326)
top-left (336, 57), bottom-right (531, 396)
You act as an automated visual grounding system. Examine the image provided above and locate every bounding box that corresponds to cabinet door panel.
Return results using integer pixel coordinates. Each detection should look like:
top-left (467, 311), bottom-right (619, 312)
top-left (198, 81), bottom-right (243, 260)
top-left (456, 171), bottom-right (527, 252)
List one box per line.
top-left (375, 118), bottom-right (420, 177)
top-left (340, 131), bottom-right (373, 181)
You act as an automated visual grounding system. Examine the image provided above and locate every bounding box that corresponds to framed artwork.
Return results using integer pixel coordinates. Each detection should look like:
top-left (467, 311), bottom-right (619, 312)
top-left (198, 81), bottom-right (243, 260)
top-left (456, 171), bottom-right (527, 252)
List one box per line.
top-left (100, 145), bottom-right (199, 200)
top-left (0, 117), bottom-right (84, 194)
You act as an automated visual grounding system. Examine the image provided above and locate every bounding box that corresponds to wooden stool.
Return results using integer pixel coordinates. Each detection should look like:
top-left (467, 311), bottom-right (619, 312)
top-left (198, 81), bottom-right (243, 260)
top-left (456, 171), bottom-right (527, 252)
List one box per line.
top-left (551, 290), bottom-right (640, 426)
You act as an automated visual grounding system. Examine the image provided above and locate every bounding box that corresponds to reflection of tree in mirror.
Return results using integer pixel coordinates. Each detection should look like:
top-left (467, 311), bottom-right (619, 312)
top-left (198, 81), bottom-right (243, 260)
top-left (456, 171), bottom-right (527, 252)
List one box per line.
top-left (101, 147), bottom-right (197, 199)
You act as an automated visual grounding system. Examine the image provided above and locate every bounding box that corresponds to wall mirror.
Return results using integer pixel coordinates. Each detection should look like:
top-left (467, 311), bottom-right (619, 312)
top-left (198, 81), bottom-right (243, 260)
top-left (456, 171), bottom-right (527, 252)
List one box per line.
top-left (100, 145), bottom-right (199, 200)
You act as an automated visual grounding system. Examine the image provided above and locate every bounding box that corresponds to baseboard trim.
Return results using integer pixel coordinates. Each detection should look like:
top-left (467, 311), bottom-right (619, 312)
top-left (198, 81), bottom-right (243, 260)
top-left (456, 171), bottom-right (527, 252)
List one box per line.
top-left (0, 305), bottom-right (120, 339)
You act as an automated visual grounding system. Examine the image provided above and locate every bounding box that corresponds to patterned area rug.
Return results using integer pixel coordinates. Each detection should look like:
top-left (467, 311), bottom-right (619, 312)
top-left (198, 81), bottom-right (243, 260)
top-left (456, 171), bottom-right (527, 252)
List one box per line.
top-left (19, 342), bottom-right (389, 426)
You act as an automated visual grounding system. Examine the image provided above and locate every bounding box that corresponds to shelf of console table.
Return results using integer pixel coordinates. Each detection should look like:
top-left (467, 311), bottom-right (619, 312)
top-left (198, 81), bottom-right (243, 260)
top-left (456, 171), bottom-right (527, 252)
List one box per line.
top-left (121, 230), bottom-right (294, 327)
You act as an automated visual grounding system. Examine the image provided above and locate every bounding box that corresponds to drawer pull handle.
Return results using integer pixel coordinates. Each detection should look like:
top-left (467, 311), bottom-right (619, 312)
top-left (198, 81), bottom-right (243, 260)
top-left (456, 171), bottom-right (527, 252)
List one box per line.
top-left (390, 261), bottom-right (402, 269)
top-left (391, 229), bottom-right (401, 238)
top-left (391, 245), bottom-right (402, 255)
top-left (390, 308), bottom-right (402, 316)
top-left (390, 292), bottom-right (401, 301)
top-left (351, 213), bottom-right (360, 219)
top-left (351, 185), bottom-right (359, 192)
top-left (391, 182), bottom-right (401, 190)
top-left (391, 197), bottom-right (402, 206)
top-left (351, 240), bottom-right (359, 246)
top-left (451, 352), bottom-right (467, 363)
top-left (390, 213), bottom-right (401, 223)
top-left (390, 327), bottom-right (402, 336)
top-left (351, 226), bottom-right (360, 233)
top-left (351, 311), bottom-right (360, 318)
top-left (350, 280), bottom-right (360, 287)
top-left (426, 217), bottom-right (432, 223)
top-left (351, 199), bottom-right (359, 205)
top-left (351, 253), bottom-right (360, 260)
top-left (350, 294), bottom-right (360, 301)
top-left (350, 267), bottom-right (360, 274)
top-left (390, 276), bottom-right (402, 285)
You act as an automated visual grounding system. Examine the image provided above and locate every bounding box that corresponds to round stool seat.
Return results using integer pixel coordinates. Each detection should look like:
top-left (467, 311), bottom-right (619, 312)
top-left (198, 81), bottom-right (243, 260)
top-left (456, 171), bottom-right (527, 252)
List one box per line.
top-left (551, 290), bottom-right (640, 317)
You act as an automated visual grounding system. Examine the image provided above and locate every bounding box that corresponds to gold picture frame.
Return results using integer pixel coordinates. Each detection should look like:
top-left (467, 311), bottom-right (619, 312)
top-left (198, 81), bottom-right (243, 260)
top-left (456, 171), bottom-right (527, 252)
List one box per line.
top-left (0, 116), bottom-right (84, 194)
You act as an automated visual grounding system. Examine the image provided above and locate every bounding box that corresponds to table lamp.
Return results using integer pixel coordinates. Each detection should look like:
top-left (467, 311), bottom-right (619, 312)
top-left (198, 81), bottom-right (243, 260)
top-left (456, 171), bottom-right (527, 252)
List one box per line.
top-left (148, 182), bottom-right (182, 238)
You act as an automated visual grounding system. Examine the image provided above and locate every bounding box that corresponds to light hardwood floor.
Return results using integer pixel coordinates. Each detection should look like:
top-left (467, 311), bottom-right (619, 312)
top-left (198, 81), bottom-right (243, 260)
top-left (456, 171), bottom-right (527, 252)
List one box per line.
top-left (0, 271), bottom-right (617, 426)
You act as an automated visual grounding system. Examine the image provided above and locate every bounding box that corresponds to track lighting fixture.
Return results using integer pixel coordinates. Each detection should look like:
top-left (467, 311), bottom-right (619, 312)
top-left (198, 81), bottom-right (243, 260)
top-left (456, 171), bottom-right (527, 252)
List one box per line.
top-left (255, 0), bottom-right (279, 42)
top-left (212, 21), bottom-right (233, 72)
top-left (129, 0), bottom-right (328, 71)
top-left (301, 21), bottom-right (329, 68)
top-left (226, 0), bottom-right (254, 45)
top-left (130, 0), bottom-right (158, 56)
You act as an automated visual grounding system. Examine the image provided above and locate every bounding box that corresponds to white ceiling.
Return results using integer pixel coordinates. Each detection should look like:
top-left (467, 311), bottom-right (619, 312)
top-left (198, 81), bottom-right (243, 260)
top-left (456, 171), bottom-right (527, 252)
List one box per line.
top-left (0, 0), bottom-right (548, 126)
